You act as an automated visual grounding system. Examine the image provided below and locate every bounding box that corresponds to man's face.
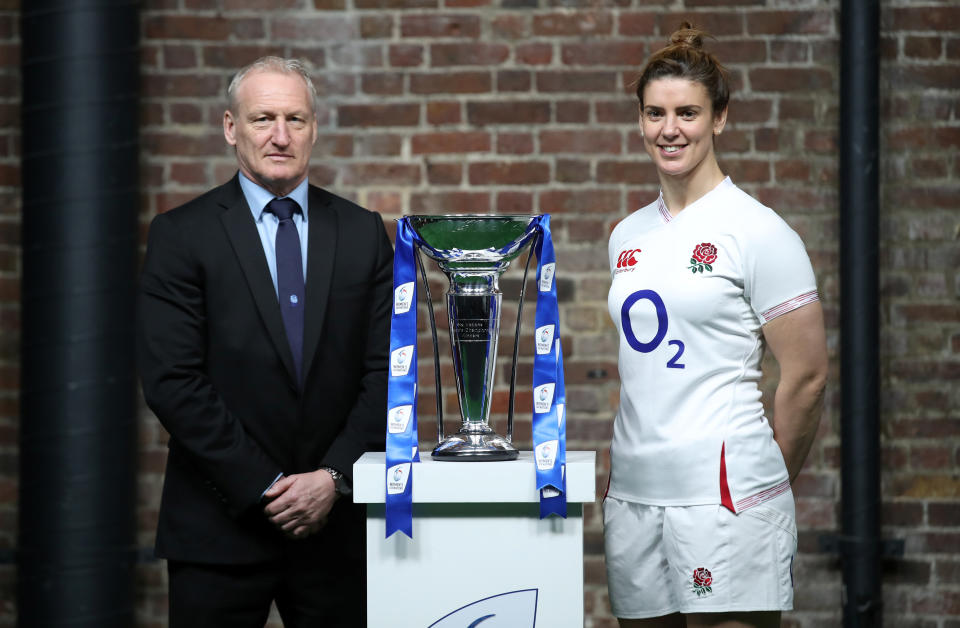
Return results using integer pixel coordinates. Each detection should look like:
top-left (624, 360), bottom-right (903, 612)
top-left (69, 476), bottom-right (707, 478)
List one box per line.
top-left (223, 70), bottom-right (317, 197)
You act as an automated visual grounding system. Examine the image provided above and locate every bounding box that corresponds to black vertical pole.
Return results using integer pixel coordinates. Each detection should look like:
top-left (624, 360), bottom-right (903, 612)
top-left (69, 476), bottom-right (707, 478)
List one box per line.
top-left (839, 0), bottom-right (881, 625)
top-left (18, 2), bottom-right (140, 626)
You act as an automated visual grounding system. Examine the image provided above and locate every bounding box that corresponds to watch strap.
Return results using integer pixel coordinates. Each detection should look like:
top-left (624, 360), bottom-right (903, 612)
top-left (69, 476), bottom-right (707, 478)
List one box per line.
top-left (320, 466), bottom-right (352, 497)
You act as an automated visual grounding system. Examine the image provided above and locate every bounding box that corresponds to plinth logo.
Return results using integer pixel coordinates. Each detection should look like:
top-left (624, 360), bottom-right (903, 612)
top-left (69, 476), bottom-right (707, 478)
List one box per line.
top-left (429, 589), bottom-right (538, 628)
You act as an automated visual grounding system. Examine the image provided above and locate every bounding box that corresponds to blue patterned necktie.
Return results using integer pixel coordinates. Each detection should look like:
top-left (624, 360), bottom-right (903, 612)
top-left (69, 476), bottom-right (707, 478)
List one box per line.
top-left (266, 197), bottom-right (305, 383)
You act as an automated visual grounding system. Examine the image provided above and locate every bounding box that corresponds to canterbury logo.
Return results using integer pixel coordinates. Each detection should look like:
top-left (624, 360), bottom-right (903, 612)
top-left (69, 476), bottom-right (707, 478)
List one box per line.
top-left (616, 248), bottom-right (642, 269)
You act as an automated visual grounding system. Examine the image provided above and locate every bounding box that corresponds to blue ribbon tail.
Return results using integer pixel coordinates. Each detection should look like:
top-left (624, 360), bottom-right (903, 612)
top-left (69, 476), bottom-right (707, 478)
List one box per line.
top-left (539, 475), bottom-right (567, 519)
top-left (385, 490), bottom-right (413, 539)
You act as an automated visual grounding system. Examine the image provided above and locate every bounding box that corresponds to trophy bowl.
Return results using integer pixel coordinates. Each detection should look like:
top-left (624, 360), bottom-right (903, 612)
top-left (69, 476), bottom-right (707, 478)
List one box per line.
top-left (407, 215), bottom-right (541, 461)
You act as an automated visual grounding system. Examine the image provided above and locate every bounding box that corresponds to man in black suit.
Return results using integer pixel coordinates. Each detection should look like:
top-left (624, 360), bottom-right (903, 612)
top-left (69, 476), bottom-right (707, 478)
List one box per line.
top-left (138, 56), bottom-right (391, 627)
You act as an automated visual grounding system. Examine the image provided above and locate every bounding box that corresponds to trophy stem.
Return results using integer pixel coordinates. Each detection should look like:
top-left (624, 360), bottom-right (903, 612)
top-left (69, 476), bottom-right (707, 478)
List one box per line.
top-left (432, 274), bottom-right (518, 461)
top-left (449, 290), bottom-right (499, 426)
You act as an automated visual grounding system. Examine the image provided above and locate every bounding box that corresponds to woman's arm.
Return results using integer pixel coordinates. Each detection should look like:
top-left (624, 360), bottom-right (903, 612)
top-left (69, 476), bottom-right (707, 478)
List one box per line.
top-left (762, 301), bottom-right (829, 483)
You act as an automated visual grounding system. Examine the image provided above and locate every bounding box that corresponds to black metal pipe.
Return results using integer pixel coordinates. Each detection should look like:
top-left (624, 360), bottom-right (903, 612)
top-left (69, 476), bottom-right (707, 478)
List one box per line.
top-left (839, 0), bottom-right (881, 625)
top-left (19, 2), bottom-right (140, 626)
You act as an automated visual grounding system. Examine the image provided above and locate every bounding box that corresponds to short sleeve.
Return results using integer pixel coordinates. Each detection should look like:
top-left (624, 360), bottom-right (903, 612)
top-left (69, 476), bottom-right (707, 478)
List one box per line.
top-left (742, 212), bottom-right (819, 325)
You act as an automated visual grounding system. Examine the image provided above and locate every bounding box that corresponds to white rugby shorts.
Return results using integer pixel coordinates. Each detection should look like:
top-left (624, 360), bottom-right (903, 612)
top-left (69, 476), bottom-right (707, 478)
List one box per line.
top-left (603, 490), bottom-right (797, 619)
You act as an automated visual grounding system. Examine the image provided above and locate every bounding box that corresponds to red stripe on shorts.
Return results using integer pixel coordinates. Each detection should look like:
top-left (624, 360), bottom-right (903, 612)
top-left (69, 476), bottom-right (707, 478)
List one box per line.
top-left (719, 442), bottom-right (735, 512)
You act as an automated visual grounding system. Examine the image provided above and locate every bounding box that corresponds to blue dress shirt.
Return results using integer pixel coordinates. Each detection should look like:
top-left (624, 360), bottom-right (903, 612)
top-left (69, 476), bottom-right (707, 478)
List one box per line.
top-left (238, 172), bottom-right (310, 297)
top-left (237, 172), bottom-right (310, 496)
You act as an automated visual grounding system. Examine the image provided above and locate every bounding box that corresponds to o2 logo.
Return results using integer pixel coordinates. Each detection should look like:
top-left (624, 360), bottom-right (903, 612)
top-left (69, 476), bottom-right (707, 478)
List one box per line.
top-left (620, 289), bottom-right (685, 369)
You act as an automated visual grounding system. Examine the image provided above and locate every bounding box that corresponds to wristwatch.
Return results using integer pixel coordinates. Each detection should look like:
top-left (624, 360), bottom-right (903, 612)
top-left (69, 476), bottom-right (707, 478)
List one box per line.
top-left (320, 466), bottom-right (352, 498)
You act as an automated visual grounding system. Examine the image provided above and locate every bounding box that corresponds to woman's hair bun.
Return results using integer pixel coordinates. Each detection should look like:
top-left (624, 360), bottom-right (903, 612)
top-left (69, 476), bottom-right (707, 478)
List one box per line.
top-left (669, 22), bottom-right (705, 49)
top-left (634, 20), bottom-right (730, 114)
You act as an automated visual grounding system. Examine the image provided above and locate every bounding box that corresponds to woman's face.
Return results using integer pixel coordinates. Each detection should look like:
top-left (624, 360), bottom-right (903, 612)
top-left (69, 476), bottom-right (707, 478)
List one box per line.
top-left (640, 77), bottom-right (727, 180)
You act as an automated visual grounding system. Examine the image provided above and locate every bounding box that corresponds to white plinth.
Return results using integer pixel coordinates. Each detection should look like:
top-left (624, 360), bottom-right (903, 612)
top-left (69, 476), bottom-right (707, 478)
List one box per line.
top-left (354, 450), bottom-right (596, 628)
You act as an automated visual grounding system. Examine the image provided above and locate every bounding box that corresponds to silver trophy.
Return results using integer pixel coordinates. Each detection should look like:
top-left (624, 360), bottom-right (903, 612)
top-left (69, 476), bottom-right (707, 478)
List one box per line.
top-left (407, 214), bottom-right (541, 461)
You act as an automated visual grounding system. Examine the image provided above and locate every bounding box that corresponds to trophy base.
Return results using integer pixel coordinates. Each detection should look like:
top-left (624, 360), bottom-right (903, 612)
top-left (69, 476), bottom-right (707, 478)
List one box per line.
top-left (431, 432), bottom-right (519, 461)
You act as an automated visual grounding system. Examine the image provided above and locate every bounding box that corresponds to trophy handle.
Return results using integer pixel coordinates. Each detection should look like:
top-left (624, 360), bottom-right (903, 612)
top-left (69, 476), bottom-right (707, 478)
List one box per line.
top-left (507, 239), bottom-right (539, 443)
top-left (415, 244), bottom-right (445, 443)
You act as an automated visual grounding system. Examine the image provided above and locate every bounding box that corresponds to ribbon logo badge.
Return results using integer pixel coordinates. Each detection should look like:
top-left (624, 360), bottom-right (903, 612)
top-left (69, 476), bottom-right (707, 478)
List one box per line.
top-left (390, 345), bottom-right (413, 377)
top-left (533, 383), bottom-right (555, 414)
top-left (387, 463), bottom-right (410, 495)
top-left (535, 324), bottom-right (555, 355)
top-left (388, 405), bottom-right (412, 434)
top-left (394, 281), bottom-right (414, 314)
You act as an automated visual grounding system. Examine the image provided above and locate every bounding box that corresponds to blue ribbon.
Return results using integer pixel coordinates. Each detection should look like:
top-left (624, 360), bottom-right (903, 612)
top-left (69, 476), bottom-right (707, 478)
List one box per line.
top-left (530, 215), bottom-right (566, 518)
top-left (385, 215), bottom-right (567, 539)
top-left (385, 219), bottom-right (421, 538)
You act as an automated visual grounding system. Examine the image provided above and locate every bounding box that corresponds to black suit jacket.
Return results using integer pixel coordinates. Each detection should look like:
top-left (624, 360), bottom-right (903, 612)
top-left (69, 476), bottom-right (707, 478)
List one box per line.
top-left (138, 175), bottom-right (391, 564)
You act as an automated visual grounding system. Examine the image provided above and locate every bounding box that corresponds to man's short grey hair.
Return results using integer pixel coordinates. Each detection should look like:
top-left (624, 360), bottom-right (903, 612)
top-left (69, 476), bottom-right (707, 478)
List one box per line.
top-left (227, 56), bottom-right (320, 118)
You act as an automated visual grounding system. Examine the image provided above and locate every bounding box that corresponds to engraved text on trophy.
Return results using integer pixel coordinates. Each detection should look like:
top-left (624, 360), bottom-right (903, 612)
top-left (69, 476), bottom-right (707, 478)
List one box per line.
top-left (448, 293), bottom-right (500, 428)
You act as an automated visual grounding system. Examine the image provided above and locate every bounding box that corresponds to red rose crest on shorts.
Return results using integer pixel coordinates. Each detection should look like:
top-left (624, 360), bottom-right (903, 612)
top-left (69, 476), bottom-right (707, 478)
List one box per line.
top-left (688, 242), bottom-right (718, 274)
top-left (691, 567), bottom-right (713, 597)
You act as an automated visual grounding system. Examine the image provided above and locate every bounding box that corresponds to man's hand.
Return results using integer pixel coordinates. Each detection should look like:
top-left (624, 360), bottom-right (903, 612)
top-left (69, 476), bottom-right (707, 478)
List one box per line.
top-left (262, 469), bottom-right (338, 539)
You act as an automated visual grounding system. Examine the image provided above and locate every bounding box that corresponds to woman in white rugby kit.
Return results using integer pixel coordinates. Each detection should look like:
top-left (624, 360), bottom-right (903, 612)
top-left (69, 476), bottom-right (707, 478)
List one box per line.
top-left (604, 23), bottom-right (829, 628)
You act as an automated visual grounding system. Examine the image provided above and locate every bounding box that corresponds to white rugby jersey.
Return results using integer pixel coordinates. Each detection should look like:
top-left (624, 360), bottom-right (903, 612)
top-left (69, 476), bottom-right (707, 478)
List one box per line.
top-left (606, 177), bottom-right (818, 512)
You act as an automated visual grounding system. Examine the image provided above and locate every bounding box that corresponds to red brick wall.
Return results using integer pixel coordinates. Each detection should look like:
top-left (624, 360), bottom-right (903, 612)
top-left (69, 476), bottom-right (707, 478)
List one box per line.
top-left (878, 3), bottom-right (960, 625)
top-left (1, 0), bottom-right (958, 626)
